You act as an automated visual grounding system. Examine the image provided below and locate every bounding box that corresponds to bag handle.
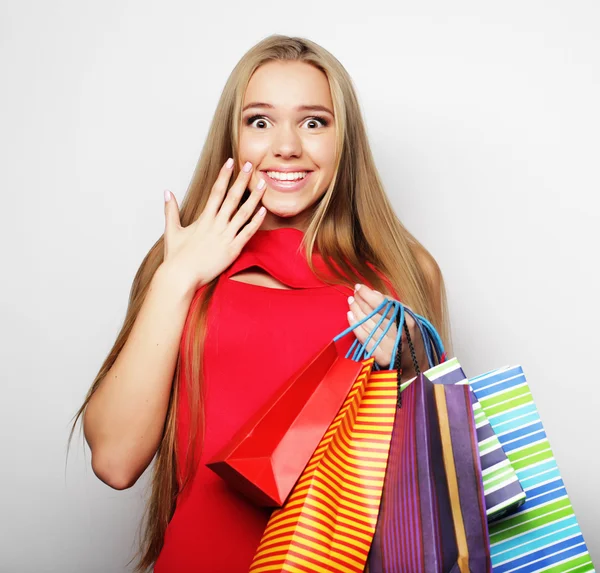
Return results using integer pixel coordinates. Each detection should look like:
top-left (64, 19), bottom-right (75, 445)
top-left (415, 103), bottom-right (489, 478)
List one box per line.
top-left (333, 297), bottom-right (448, 389)
top-left (333, 298), bottom-right (404, 365)
top-left (334, 298), bottom-right (389, 361)
top-left (353, 300), bottom-right (402, 362)
top-left (354, 303), bottom-right (438, 371)
top-left (350, 299), bottom-right (395, 361)
top-left (405, 308), bottom-right (446, 363)
top-left (401, 307), bottom-right (444, 368)
top-left (393, 305), bottom-right (450, 408)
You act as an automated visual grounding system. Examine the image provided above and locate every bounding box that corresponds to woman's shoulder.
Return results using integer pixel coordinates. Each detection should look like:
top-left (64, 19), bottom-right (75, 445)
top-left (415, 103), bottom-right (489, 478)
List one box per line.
top-left (411, 243), bottom-right (444, 317)
top-left (412, 243), bottom-right (442, 286)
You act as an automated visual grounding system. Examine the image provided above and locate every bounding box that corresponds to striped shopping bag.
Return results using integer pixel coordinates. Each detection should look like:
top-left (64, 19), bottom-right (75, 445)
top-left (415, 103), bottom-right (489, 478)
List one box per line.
top-left (367, 376), bottom-right (492, 572)
top-left (250, 298), bottom-right (405, 572)
top-left (426, 358), bottom-right (526, 522)
top-left (367, 310), bottom-right (492, 573)
top-left (470, 366), bottom-right (595, 572)
top-left (249, 358), bottom-right (397, 572)
top-left (395, 307), bottom-right (526, 521)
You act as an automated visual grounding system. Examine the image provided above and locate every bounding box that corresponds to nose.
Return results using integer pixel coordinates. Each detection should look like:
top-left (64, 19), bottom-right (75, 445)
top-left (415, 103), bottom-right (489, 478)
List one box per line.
top-left (271, 122), bottom-right (302, 159)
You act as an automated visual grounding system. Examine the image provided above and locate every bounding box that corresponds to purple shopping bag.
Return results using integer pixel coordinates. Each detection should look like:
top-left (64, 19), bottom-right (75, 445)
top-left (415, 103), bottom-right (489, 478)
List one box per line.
top-left (367, 317), bottom-right (491, 573)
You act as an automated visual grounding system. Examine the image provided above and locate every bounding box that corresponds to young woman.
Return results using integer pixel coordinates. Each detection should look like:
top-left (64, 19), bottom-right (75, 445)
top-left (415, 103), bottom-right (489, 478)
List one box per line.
top-left (68, 35), bottom-right (451, 572)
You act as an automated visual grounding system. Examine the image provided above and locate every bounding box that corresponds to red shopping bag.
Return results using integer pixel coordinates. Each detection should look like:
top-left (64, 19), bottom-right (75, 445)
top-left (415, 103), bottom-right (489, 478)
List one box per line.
top-left (206, 341), bottom-right (364, 506)
top-left (250, 302), bottom-right (403, 573)
top-left (250, 358), bottom-right (397, 573)
top-left (206, 299), bottom-right (393, 507)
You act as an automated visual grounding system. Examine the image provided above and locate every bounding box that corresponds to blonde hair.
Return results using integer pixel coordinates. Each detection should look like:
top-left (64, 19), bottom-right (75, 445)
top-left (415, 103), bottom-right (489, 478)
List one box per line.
top-left (67, 34), bottom-right (452, 572)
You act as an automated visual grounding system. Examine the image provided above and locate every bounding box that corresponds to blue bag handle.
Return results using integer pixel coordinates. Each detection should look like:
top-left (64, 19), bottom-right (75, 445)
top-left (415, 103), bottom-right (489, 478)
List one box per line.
top-left (350, 299), bottom-right (395, 361)
top-left (333, 298), bottom-right (404, 366)
top-left (353, 302), bottom-right (447, 371)
top-left (409, 310), bottom-right (446, 363)
top-left (370, 303), bottom-right (405, 372)
top-left (353, 300), bottom-right (400, 362)
top-left (401, 307), bottom-right (438, 369)
top-left (333, 298), bottom-right (389, 348)
top-left (347, 300), bottom-right (406, 370)
top-left (344, 299), bottom-right (402, 363)
top-left (350, 302), bottom-right (431, 369)
top-left (363, 302), bottom-right (406, 367)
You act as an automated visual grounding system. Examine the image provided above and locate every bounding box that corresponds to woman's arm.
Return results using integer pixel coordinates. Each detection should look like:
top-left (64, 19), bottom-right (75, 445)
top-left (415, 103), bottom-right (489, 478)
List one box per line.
top-left (83, 263), bottom-right (196, 490)
top-left (84, 161), bottom-right (266, 490)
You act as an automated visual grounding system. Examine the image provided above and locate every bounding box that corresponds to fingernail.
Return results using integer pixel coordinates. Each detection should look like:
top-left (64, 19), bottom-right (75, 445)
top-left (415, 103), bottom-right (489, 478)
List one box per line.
top-left (225, 157), bottom-right (234, 169)
top-left (243, 161), bottom-right (252, 173)
top-left (354, 284), bottom-right (362, 292)
top-left (258, 206), bottom-right (266, 216)
top-left (164, 190), bottom-right (171, 202)
top-left (374, 290), bottom-right (381, 295)
top-left (257, 178), bottom-right (266, 190)
top-left (348, 296), bottom-right (354, 305)
top-left (348, 311), bottom-right (355, 322)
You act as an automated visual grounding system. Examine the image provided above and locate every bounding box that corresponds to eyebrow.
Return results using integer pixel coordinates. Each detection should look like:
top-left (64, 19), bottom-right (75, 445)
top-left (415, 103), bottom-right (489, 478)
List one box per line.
top-left (242, 102), bottom-right (334, 116)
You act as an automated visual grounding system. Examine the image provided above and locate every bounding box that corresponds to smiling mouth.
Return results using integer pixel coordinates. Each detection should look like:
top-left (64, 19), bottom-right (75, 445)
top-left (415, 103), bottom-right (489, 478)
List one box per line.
top-left (262, 170), bottom-right (312, 182)
top-left (259, 170), bottom-right (314, 192)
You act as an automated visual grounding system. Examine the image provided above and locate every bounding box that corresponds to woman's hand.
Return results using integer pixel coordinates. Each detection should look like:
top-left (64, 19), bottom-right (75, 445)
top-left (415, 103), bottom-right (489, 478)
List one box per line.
top-left (162, 159), bottom-right (267, 293)
top-left (347, 284), bottom-right (429, 380)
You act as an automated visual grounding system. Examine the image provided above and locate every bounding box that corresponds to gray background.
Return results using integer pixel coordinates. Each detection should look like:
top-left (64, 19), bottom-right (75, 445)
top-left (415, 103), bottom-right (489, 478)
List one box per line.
top-left (1, 0), bottom-right (598, 571)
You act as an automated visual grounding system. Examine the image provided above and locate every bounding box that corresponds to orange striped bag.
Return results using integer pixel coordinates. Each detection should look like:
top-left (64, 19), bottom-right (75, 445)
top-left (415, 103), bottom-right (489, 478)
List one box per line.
top-left (249, 357), bottom-right (398, 573)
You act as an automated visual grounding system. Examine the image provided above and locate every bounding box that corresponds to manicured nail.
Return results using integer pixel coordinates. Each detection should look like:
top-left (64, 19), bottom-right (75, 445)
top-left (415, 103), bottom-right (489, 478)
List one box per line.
top-left (348, 311), bottom-right (355, 322)
top-left (258, 206), bottom-right (266, 216)
top-left (374, 290), bottom-right (381, 295)
top-left (355, 284), bottom-right (362, 292)
top-left (164, 190), bottom-right (171, 202)
top-left (225, 157), bottom-right (234, 169)
top-left (243, 161), bottom-right (252, 173)
top-left (348, 296), bottom-right (354, 305)
top-left (257, 178), bottom-right (266, 190)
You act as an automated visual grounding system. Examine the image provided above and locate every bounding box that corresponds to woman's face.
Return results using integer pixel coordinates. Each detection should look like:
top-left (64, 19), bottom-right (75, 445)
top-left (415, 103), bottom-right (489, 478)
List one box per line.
top-left (239, 60), bottom-right (337, 230)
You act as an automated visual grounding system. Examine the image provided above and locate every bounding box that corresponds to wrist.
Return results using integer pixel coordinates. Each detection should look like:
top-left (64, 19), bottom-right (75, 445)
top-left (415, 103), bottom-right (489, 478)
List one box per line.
top-left (154, 262), bottom-right (198, 302)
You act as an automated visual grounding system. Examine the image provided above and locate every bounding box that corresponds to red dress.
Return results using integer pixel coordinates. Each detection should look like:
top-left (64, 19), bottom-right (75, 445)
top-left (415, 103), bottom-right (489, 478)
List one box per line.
top-left (153, 227), bottom-right (359, 573)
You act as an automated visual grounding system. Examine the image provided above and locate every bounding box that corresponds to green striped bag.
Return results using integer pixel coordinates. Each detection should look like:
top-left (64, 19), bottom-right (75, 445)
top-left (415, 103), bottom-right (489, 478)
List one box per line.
top-left (470, 366), bottom-right (595, 572)
top-left (425, 359), bottom-right (526, 522)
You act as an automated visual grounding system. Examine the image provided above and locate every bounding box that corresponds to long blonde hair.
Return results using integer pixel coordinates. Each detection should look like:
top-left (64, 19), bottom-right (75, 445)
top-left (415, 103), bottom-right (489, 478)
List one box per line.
top-left (67, 34), bottom-right (452, 572)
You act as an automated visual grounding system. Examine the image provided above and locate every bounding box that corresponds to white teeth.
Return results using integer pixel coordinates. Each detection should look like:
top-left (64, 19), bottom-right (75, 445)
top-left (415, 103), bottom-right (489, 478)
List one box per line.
top-left (266, 171), bottom-right (308, 181)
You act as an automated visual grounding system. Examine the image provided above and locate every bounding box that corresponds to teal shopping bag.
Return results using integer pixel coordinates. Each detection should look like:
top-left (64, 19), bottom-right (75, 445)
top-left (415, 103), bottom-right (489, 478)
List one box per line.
top-left (470, 366), bottom-right (595, 572)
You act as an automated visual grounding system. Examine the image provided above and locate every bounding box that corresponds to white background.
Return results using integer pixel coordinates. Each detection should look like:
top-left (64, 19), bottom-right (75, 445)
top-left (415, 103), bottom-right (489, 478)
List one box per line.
top-left (1, 1), bottom-right (598, 571)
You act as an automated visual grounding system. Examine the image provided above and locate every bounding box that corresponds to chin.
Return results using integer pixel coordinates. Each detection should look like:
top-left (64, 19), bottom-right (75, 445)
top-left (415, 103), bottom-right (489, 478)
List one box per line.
top-left (262, 195), bottom-right (307, 218)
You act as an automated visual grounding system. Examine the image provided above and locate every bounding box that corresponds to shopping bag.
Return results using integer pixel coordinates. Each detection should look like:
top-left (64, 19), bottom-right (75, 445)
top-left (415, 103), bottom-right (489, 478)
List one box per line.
top-left (393, 308), bottom-right (526, 522)
top-left (470, 366), bottom-right (596, 572)
top-left (249, 300), bottom-right (404, 573)
top-left (367, 310), bottom-right (492, 573)
top-left (206, 299), bottom-right (393, 507)
top-left (425, 358), bottom-right (526, 522)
